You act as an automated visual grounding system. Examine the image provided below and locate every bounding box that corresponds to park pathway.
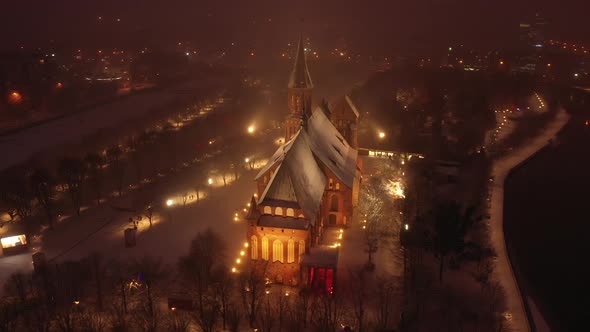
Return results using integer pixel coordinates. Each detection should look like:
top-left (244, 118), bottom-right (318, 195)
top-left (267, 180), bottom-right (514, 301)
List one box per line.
top-left (489, 107), bottom-right (569, 332)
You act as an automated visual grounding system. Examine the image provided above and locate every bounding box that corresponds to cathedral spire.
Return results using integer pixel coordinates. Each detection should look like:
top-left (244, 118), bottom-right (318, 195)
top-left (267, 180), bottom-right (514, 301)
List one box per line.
top-left (288, 35), bottom-right (313, 89)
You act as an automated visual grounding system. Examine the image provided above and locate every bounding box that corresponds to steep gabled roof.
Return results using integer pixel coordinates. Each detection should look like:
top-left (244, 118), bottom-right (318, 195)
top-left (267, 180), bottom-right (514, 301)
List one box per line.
top-left (305, 107), bottom-right (358, 187)
top-left (255, 131), bottom-right (299, 181)
top-left (288, 36), bottom-right (313, 89)
top-left (345, 95), bottom-right (360, 118)
top-left (258, 132), bottom-right (326, 224)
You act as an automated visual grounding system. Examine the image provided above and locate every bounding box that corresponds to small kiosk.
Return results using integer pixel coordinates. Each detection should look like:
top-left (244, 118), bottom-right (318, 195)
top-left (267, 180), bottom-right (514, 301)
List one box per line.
top-left (0, 223), bottom-right (29, 256)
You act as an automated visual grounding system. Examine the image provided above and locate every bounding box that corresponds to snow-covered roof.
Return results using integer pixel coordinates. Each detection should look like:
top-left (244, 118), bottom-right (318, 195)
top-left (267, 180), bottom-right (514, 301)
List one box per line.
top-left (288, 36), bottom-right (313, 89)
top-left (258, 131), bottom-right (327, 224)
top-left (305, 107), bottom-right (358, 188)
top-left (255, 131), bottom-right (299, 180)
top-left (345, 95), bottom-right (360, 118)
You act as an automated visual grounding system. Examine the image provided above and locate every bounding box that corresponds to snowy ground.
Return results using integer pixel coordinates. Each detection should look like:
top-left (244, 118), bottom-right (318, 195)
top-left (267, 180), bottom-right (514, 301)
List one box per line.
top-left (485, 93), bottom-right (549, 149)
top-left (488, 107), bottom-right (569, 332)
top-left (0, 79), bottom-right (220, 171)
top-left (0, 129), bottom-right (279, 294)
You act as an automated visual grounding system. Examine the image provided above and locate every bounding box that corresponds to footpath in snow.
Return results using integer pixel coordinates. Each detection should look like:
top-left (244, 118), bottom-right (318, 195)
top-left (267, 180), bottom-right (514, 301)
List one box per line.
top-left (489, 107), bottom-right (570, 332)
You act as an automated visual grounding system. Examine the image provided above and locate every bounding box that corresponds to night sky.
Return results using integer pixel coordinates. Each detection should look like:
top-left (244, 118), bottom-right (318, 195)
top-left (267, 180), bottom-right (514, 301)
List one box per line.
top-left (3, 0), bottom-right (589, 54)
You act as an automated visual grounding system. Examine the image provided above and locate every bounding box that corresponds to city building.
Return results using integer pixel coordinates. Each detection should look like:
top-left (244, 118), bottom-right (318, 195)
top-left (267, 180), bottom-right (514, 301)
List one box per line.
top-left (246, 36), bottom-right (361, 292)
top-left (515, 13), bottom-right (547, 73)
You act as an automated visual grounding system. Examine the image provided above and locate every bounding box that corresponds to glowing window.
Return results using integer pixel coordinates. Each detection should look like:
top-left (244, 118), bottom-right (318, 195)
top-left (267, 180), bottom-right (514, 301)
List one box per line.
top-left (273, 240), bottom-right (284, 263)
top-left (299, 240), bottom-right (305, 257)
top-left (288, 239), bottom-right (295, 263)
top-left (275, 207), bottom-right (283, 216)
top-left (263, 206), bottom-right (271, 214)
top-left (335, 183), bottom-right (340, 190)
top-left (298, 214), bottom-right (305, 218)
top-left (261, 237), bottom-right (269, 260)
top-left (328, 178), bottom-right (333, 189)
top-left (251, 235), bottom-right (258, 260)
top-left (286, 208), bottom-right (294, 217)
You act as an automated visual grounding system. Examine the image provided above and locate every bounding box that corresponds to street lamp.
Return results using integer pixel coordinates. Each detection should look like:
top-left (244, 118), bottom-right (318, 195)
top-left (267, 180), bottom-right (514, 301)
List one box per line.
top-left (247, 125), bottom-right (255, 134)
top-left (166, 199), bottom-right (174, 207)
top-left (208, 178), bottom-right (213, 185)
top-left (378, 132), bottom-right (386, 139)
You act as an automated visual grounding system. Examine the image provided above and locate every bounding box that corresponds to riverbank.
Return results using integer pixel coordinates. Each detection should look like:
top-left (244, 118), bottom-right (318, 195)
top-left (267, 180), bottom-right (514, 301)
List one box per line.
top-left (488, 107), bottom-right (570, 332)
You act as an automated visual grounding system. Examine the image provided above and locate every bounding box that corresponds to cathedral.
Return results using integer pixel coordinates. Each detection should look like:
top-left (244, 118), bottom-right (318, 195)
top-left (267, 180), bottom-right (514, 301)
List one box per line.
top-left (246, 36), bottom-right (361, 291)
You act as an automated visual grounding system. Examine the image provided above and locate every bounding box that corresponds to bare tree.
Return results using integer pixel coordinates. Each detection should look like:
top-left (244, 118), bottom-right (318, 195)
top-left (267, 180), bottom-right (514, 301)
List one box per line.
top-left (129, 256), bottom-right (167, 331)
top-left (0, 169), bottom-right (33, 222)
top-left (374, 277), bottom-right (397, 331)
top-left (364, 220), bottom-right (380, 271)
top-left (85, 152), bottom-right (106, 205)
top-left (348, 269), bottom-right (367, 332)
top-left (240, 262), bottom-right (268, 328)
top-left (178, 229), bottom-right (226, 320)
top-left (30, 168), bottom-right (56, 229)
top-left (211, 266), bottom-right (234, 330)
top-left (166, 311), bottom-right (191, 332)
top-left (58, 157), bottom-right (87, 216)
top-left (106, 145), bottom-right (124, 197)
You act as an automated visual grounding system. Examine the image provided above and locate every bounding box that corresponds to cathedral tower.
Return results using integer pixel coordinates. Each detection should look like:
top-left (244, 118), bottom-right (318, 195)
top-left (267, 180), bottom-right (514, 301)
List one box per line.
top-left (285, 36), bottom-right (313, 141)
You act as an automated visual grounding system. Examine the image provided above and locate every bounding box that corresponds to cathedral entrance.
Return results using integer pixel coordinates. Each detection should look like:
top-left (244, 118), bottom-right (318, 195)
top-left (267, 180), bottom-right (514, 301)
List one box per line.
top-left (329, 214), bottom-right (337, 225)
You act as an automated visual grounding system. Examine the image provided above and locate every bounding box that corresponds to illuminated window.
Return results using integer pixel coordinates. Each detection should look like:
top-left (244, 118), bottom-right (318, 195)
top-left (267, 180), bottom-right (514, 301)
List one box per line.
top-left (286, 208), bottom-right (294, 217)
top-left (0, 235), bottom-right (26, 248)
top-left (262, 237), bottom-right (269, 260)
top-left (272, 240), bottom-right (284, 263)
top-left (251, 235), bottom-right (258, 260)
top-left (328, 178), bottom-right (333, 189)
top-left (335, 183), bottom-right (340, 190)
top-left (299, 240), bottom-right (305, 256)
top-left (298, 214), bottom-right (305, 218)
top-left (263, 206), bottom-right (271, 214)
top-left (288, 239), bottom-right (295, 263)
top-left (275, 207), bottom-right (283, 216)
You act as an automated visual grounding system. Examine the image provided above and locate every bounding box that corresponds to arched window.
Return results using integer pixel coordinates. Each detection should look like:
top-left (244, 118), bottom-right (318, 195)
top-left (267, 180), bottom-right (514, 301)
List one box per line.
top-left (251, 235), bottom-right (258, 260)
top-left (330, 195), bottom-right (339, 211)
top-left (335, 183), bottom-right (340, 190)
top-left (262, 237), bottom-right (269, 260)
top-left (298, 214), bottom-right (305, 218)
top-left (275, 207), bottom-right (283, 216)
top-left (299, 240), bottom-right (305, 256)
top-left (288, 239), bottom-right (295, 263)
top-left (263, 206), bottom-right (271, 214)
top-left (328, 178), bottom-right (333, 189)
top-left (286, 208), bottom-right (294, 217)
top-left (273, 240), bottom-right (284, 263)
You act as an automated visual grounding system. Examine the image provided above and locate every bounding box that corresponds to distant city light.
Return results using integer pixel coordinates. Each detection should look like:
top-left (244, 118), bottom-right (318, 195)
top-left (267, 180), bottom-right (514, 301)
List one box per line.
top-left (166, 199), bottom-right (174, 206)
top-left (245, 158), bottom-right (250, 163)
top-left (8, 91), bottom-right (23, 105)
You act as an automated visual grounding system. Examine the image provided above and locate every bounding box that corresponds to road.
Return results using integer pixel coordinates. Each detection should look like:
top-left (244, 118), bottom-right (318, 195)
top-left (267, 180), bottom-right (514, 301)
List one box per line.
top-left (0, 79), bottom-right (221, 171)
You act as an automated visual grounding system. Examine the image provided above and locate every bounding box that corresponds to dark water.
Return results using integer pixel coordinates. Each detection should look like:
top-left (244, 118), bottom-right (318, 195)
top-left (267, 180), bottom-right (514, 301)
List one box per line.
top-left (504, 114), bottom-right (590, 332)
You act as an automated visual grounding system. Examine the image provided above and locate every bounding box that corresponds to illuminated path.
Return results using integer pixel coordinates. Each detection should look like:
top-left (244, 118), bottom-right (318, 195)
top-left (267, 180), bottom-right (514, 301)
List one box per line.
top-left (489, 107), bottom-right (569, 332)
